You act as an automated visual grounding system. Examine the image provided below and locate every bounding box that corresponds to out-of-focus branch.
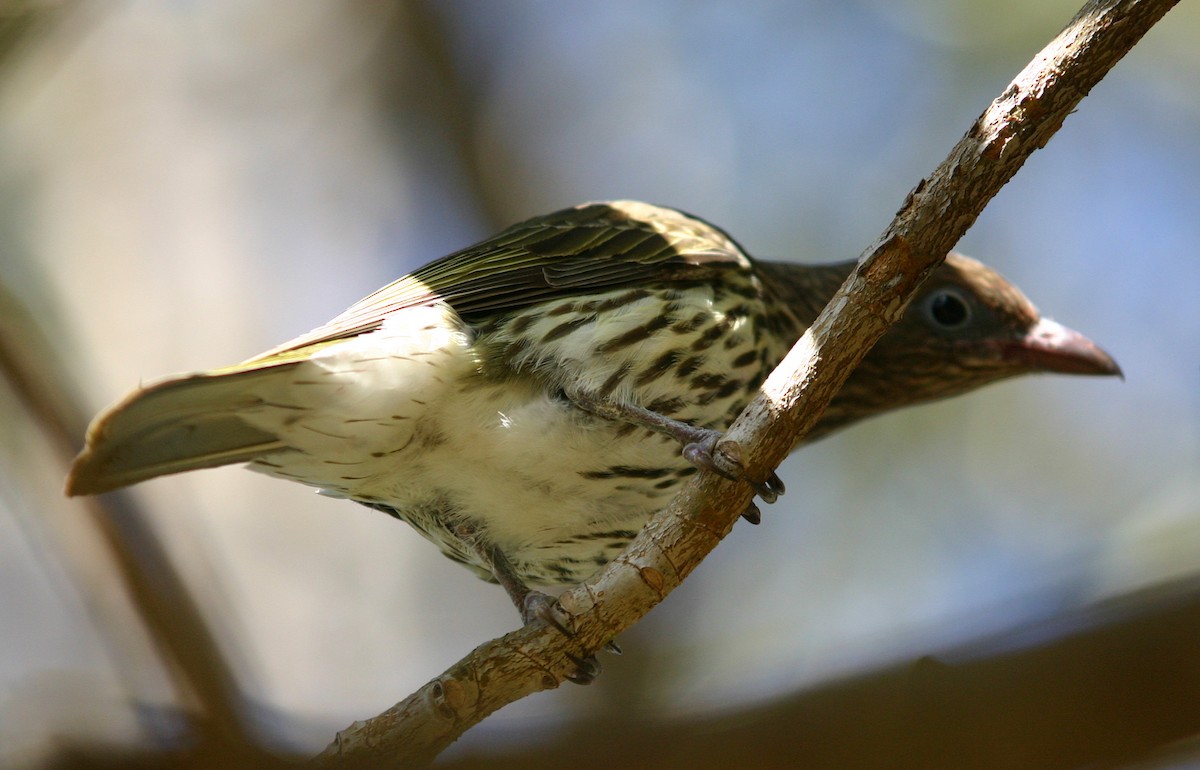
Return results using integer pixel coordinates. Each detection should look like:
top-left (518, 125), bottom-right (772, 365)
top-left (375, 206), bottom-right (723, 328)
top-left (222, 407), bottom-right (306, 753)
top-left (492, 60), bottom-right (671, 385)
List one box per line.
top-left (0, 0), bottom-right (70, 69)
top-left (0, 1), bottom-right (265, 760)
top-left (0, 280), bottom-right (261, 756)
top-left (434, 575), bottom-right (1200, 770)
top-left (316, 1), bottom-right (1179, 766)
top-left (398, 0), bottom-right (513, 231)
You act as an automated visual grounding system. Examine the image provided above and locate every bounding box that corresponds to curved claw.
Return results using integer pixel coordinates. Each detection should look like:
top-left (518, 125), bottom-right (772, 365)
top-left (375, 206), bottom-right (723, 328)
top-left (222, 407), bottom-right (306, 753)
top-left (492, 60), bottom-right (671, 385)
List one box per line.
top-left (751, 471), bottom-right (785, 504)
top-left (522, 592), bottom-right (616, 684)
top-left (684, 437), bottom-right (786, 506)
top-left (564, 652), bottom-right (602, 685)
top-left (521, 591), bottom-right (573, 636)
top-left (682, 438), bottom-right (739, 482)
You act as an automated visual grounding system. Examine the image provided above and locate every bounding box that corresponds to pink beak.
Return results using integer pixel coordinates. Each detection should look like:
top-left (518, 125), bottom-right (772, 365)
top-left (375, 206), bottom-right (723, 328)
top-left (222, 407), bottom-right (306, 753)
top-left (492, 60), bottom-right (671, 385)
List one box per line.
top-left (1001, 318), bottom-right (1122, 377)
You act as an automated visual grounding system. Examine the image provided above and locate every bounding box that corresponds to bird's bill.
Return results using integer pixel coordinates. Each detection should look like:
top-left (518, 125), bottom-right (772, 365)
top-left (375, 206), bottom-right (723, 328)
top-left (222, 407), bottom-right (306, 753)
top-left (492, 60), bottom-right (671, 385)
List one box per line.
top-left (998, 317), bottom-right (1122, 377)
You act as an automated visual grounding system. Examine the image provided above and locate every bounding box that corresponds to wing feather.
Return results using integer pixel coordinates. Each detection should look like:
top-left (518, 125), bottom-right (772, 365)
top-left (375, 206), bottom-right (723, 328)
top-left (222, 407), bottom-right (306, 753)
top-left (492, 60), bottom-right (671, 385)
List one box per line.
top-left (247, 201), bottom-right (751, 365)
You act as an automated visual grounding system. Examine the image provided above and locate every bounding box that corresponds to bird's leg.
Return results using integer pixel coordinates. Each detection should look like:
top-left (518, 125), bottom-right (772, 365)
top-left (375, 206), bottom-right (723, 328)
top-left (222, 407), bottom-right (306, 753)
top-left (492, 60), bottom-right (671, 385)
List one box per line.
top-left (566, 389), bottom-right (785, 506)
top-left (471, 535), bottom-right (568, 630)
top-left (457, 524), bottom-right (605, 684)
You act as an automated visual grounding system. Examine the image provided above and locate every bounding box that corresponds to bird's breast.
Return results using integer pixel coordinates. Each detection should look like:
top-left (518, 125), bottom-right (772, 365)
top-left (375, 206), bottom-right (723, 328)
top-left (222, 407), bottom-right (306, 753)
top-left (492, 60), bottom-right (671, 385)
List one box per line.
top-left (243, 283), bottom-right (793, 585)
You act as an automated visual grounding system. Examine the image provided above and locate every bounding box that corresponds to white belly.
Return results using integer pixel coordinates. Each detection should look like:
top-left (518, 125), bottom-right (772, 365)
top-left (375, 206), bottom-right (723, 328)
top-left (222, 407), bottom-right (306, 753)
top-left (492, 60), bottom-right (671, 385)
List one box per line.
top-left (237, 285), bottom-right (777, 584)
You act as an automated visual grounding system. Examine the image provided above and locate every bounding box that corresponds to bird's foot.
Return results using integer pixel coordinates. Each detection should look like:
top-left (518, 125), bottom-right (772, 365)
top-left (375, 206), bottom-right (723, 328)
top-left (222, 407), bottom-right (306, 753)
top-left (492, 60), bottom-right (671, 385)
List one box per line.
top-left (519, 591), bottom-right (619, 685)
top-left (520, 590), bottom-right (572, 634)
top-left (522, 591), bottom-right (621, 653)
top-left (455, 524), bottom-right (619, 685)
top-left (563, 653), bottom-right (602, 685)
top-left (681, 430), bottom-right (786, 505)
top-left (566, 389), bottom-right (784, 507)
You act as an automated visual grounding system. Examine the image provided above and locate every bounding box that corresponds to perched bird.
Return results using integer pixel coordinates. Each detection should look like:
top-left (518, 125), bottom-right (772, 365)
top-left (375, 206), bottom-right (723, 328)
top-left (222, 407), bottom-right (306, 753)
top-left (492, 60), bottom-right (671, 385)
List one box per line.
top-left (67, 200), bottom-right (1119, 625)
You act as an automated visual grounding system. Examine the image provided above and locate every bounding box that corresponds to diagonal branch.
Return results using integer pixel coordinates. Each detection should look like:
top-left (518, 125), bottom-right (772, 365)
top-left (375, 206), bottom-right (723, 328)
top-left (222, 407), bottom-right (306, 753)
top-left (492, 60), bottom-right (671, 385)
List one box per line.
top-left (314, 0), bottom-right (1179, 766)
top-left (431, 577), bottom-right (1200, 769)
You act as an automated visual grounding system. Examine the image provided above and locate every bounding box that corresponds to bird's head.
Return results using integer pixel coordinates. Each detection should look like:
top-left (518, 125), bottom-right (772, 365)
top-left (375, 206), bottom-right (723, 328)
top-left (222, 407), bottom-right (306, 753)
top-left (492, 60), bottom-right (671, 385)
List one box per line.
top-left (814, 252), bottom-right (1121, 436)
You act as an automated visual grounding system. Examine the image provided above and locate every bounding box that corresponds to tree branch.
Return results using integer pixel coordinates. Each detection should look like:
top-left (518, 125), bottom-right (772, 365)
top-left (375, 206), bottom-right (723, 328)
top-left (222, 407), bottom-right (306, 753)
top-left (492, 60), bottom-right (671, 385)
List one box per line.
top-left (437, 576), bottom-right (1200, 770)
top-left (314, 1), bottom-right (1179, 766)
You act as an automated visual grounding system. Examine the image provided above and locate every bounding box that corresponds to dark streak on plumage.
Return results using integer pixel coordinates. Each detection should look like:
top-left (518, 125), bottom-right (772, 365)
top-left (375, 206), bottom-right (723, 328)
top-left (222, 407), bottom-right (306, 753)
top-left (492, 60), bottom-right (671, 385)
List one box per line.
top-left (690, 321), bottom-right (730, 352)
top-left (542, 314), bottom-right (594, 343)
top-left (635, 350), bottom-right (681, 387)
top-left (580, 465), bottom-right (674, 480)
top-left (596, 315), bottom-right (673, 354)
top-left (598, 363), bottom-right (632, 398)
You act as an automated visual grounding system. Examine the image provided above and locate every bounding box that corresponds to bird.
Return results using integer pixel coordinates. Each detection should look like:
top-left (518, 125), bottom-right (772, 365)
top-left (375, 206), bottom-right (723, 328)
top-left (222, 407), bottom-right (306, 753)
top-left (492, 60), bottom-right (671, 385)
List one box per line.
top-left (66, 200), bottom-right (1120, 628)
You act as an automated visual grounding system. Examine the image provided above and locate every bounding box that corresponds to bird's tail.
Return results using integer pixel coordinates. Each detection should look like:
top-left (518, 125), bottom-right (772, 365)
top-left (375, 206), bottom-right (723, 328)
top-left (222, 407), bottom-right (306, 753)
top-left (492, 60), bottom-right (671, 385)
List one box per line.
top-left (65, 361), bottom-right (301, 496)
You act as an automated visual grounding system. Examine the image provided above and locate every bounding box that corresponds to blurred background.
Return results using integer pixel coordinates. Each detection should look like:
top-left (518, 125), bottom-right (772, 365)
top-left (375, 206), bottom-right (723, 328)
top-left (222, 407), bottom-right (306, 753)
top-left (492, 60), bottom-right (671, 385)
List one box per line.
top-left (0, 1), bottom-right (1197, 767)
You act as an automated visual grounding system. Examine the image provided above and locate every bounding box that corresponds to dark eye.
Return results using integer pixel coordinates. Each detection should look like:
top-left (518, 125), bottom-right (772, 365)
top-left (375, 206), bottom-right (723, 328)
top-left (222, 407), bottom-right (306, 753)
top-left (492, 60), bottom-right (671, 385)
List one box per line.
top-left (925, 288), bottom-right (971, 329)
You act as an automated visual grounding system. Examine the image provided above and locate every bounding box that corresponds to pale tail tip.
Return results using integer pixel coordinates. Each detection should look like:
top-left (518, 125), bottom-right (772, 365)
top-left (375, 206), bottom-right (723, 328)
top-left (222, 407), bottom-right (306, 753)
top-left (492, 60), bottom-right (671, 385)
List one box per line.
top-left (64, 451), bottom-right (107, 497)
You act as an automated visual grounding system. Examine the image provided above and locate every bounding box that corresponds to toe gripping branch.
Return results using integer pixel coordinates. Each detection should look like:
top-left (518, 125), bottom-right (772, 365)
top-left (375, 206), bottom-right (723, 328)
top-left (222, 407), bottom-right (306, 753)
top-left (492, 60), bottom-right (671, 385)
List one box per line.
top-left (461, 525), bottom-right (617, 685)
top-left (681, 432), bottom-right (785, 505)
top-left (566, 389), bottom-right (786, 519)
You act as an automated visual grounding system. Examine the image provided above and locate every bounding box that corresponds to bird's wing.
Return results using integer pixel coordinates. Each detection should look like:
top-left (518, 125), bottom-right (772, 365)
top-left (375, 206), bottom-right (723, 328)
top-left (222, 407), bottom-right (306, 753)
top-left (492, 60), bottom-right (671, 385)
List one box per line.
top-left (246, 201), bottom-right (752, 365)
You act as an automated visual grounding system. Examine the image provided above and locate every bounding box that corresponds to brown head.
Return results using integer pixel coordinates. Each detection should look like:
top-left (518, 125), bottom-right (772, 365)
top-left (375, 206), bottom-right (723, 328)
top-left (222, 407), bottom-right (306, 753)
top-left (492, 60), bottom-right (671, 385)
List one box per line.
top-left (760, 252), bottom-right (1121, 440)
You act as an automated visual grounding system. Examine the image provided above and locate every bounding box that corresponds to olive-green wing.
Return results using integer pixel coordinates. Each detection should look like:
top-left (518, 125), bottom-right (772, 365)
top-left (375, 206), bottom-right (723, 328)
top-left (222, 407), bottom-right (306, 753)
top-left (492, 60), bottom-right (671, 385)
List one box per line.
top-left (247, 200), bottom-right (751, 364)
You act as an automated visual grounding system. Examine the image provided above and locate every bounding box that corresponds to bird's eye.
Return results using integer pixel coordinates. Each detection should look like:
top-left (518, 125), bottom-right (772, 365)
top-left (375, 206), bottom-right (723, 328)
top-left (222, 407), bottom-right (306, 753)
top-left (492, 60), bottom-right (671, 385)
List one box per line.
top-left (924, 288), bottom-right (972, 329)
